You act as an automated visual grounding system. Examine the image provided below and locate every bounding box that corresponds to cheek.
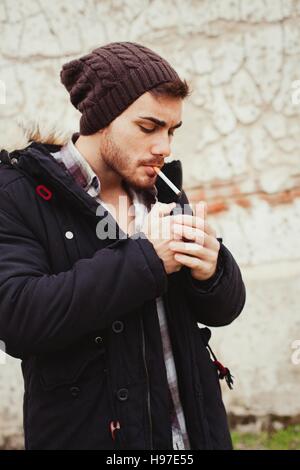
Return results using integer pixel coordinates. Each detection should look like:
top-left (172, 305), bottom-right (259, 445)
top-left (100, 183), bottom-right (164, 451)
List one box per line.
top-left (130, 138), bottom-right (145, 156)
top-left (132, 160), bottom-right (142, 171)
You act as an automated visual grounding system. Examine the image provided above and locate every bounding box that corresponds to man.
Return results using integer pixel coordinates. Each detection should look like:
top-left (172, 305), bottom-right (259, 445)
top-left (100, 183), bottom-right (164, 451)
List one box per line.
top-left (0, 42), bottom-right (245, 450)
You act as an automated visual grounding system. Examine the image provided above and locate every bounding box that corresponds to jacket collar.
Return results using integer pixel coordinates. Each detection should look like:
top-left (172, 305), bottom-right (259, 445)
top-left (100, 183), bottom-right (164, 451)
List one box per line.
top-left (1, 139), bottom-right (183, 217)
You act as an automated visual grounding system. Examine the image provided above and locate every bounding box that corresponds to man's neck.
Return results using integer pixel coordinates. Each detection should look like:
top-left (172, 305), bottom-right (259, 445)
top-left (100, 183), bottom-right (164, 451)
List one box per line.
top-left (74, 135), bottom-right (124, 196)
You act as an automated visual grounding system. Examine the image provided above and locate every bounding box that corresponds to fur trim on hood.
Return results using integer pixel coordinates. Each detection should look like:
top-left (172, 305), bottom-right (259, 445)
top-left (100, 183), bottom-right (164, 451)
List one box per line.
top-left (0, 118), bottom-right (73, 153)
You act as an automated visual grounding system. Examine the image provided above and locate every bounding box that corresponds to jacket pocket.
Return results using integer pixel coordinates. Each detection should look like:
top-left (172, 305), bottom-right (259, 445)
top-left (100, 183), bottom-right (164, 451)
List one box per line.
top-left (37, 335), bottom-right (106, 391)
top-left (26, 336), bottom-right (112, 449)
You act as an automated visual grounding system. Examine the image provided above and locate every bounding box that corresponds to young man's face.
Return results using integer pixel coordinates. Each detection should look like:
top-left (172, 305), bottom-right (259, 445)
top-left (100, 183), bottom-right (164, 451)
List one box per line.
top-left (99, 91), bottom-right (183, 191)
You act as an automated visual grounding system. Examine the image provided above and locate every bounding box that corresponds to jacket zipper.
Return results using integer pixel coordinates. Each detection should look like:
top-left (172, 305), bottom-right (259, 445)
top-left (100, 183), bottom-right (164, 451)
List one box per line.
top-left (140, 316), bottom-right (153, 450)
top-left (163, 289), bottom-right (211, 449)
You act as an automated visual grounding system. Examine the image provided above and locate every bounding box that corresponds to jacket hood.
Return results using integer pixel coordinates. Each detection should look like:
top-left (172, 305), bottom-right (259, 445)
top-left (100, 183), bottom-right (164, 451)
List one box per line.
top-left (0, 118), bottom-right (73, 153)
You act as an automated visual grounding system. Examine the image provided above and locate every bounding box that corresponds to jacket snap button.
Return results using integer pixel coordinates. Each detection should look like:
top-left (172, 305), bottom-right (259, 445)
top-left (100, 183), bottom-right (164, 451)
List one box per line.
top-left (10, 157), bottom-right (18, 165)
top-left (117, 388), bottom-right (128, 401)
top-left (70, 386), bottom-right (80, 398)
top-left (94, 336), bottom-right (103, 345)
top-left (112, 320), bottom-right (124, 333)
top-left (65, 231), bottom-right (74, 240)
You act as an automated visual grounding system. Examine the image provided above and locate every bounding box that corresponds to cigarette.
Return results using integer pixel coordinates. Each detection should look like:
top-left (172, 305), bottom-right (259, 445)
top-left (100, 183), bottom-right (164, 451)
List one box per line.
top-left (153, 166), bottom-right (181, 196)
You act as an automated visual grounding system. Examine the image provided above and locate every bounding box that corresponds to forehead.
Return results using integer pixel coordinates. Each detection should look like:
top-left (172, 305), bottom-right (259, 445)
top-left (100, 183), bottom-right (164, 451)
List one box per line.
top-left (123, 91), bottom-right (183, 124)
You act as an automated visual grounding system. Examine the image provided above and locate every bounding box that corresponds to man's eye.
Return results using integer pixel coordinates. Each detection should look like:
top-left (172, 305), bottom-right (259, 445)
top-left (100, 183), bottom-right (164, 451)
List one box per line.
top-left (139, 126), bottom-right (155, 133)
top-left (139, 126), bottom-right (174, 136)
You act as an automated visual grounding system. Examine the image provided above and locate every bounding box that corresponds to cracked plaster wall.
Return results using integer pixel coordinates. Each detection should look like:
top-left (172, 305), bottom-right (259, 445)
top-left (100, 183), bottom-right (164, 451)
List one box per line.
top-left (0, 0), bottom-right (300, 447)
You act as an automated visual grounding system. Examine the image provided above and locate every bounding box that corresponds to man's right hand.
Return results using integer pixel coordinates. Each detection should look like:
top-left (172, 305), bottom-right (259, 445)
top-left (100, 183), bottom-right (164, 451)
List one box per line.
top-left (141, 202), bottom-right (183, 275)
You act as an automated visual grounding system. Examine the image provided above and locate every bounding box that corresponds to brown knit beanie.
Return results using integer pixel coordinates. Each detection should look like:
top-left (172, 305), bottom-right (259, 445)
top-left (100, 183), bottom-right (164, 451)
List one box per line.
top-left (60, 42), bottom-right (180, 135)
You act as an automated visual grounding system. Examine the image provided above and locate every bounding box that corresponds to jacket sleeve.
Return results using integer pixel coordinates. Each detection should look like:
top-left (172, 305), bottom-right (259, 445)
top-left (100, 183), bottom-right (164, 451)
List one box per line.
top-left (177, 190), bottom-right (246, 327)
top-left (182, 243), bottom-right (246, 326)
top-left (0, 187), bottom-right (168, 358)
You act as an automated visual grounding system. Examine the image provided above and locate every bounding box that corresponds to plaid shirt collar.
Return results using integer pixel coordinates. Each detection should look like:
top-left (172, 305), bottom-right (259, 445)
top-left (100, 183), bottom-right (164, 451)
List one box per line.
top-left (54, 134), bottom-right (101, 199)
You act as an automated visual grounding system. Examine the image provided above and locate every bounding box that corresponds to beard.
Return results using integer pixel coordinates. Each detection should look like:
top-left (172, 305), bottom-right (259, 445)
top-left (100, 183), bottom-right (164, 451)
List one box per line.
top-left (99, 132), bottom-right (157, 192)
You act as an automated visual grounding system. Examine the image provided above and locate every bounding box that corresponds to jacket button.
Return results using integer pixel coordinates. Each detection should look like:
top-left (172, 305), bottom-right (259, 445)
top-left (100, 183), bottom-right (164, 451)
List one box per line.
top-left (94, 336), bottom-right (103, 345)
top-left (112, 320), bottom-right (124, 333)
top-left (70, 386), bottom-right (80, 398)
top-left (117, 388), bottom-right (128, 401)
top-left (65, 231), bottom-right (74, 240)
top-left (10, 157), bottom-right (18, 165)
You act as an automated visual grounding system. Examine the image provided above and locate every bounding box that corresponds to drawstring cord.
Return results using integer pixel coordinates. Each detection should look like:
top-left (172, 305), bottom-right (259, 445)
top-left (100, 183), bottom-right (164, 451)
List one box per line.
top-left (206, 344), bottom-right (234, 390)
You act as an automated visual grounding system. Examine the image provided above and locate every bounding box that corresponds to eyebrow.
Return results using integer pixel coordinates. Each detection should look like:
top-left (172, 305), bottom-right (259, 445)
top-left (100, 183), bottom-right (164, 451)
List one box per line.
top-left (138, 116), bottom-right (182, 130)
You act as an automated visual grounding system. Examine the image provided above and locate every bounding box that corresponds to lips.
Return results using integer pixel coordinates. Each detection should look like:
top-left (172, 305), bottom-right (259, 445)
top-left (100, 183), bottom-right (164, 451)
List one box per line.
top-left (143, 166), bottom-right (156, 177)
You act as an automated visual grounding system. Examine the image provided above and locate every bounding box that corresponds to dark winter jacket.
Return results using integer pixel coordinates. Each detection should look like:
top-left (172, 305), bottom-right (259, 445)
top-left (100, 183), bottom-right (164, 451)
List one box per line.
top-left (0, 130), bottom-right (246, 450)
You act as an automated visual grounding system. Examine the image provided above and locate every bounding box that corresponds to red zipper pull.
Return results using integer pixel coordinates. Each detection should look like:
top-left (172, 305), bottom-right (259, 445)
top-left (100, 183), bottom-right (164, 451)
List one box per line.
top-left (110, 420), bottom-right (121, 441)
top-left (36, 185), bottom-right (52, 201)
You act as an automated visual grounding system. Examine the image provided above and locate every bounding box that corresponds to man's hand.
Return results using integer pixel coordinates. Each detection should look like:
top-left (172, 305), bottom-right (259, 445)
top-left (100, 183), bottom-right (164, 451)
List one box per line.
top-left (141, 202), bottom-right (183, 275)
top-left (168, 201), bottom-right (220, 281)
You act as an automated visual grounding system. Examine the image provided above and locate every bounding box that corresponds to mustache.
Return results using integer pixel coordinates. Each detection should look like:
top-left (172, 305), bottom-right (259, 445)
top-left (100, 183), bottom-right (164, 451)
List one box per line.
top-left (141, 161), bottom-right (164, 168)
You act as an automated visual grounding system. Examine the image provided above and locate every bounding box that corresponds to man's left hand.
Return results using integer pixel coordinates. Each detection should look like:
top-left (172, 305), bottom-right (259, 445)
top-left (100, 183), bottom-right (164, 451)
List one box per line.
top-left (169, 201), bottom-right (220, 281)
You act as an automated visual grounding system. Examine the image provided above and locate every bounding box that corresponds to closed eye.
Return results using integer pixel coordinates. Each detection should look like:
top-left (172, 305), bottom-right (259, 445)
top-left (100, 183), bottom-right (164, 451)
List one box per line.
top-left (139, 126), bottom-right (174, 136)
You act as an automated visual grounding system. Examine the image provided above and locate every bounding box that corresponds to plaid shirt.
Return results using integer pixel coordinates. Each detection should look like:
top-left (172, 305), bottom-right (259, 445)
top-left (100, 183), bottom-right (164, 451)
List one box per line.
top-left (51, 135), bottom-right (191, 450)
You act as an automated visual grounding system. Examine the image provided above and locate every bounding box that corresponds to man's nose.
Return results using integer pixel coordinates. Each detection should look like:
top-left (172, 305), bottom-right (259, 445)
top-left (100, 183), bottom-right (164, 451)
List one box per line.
top-left (151, 136), bottom-right (171, 159)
